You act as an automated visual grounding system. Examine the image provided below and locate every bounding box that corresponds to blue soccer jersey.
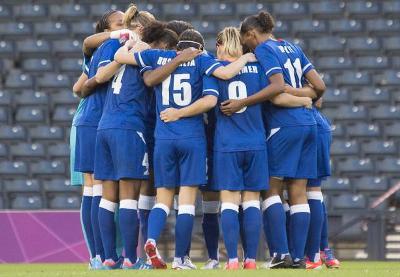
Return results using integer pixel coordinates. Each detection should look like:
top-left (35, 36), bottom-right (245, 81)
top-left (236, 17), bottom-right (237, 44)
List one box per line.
top-left (134, 49), bottom-right (222, 139)
top-left (203, 61), bottom-right (267, 152)
top-left (312, 107), bottom-right (331, 132)
top-left (98, 64), bottom-right (150, 132)
top-left (255, 39), bottom-right (316, 128)
top-left (74, 39), bottom-right (121, 127)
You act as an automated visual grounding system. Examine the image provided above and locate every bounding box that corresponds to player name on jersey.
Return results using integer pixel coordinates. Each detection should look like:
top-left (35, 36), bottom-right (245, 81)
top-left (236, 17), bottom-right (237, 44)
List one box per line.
top-left (156, 57), bottom-right (195, 67)
top-left (237, 65), bottom-right (259, 75)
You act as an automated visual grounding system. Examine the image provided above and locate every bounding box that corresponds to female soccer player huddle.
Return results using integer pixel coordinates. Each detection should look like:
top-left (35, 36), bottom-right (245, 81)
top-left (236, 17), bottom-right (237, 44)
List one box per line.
top-left (71, 3), bottom-right (340, 270)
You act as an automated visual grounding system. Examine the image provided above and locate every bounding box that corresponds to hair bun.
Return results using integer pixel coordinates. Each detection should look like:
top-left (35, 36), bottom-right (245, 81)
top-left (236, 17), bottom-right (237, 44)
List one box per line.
top-left (257, 11), bottom-right (275, 31)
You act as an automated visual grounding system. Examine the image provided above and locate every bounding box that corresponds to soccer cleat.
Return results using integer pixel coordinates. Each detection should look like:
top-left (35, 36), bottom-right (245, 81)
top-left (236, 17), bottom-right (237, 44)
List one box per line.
top-left (225, 260), bottom-right (239, 270)
top-left (89, 256), bottom-right (103, 270)
top-left (321, 249), bottom-right (340, 269)
top-left (183, 256), bottom-right (197, 269)
top-left (243, 260), bottom-right (257, 269)
top-left (292, 258), bottom-right (306, 269)
top-left (172, 258), bottom-right (195, 270)
top-left (202, 259), bottom-right (220, 269)
top-left (101, 257), bottom-right (124, 270)
top-left (122, 258), bottom-right (153, 270)
top-left (305, 258), bottom-right (323, 270)
top-left (267, 254), bottom-right (293, 269)
top-left (144, 240), bottom-right (167, 269)
top-left (260, 257), bottom-right (273, 269)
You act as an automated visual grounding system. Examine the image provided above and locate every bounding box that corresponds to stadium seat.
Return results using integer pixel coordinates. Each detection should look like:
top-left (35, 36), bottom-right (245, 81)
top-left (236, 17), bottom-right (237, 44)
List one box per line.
top-left (11, 195), bottom-right (43, 209)
top-left (0, 107), bottom-right (9, 123)
top-left (89, 4), bottom-right (117, 18)
top-left (43, 178), bottom-right (79, 192)
top-left (29, 126), bottom-right (64, 141)
top-left (37, 73), bottom-right (71, 89)
top-left (34, 22), bottom-right (69, 37)
top-left (331, 123), bottom-right (345, 138)
top-left (376, 158), bottom-right (400, 173)
top-left (382, 1), bottom-right (400, 17)
top-left (353, 176), bottom-right (389, 192)
top-left (323, 88), bottom-right (350, 104)
top-left (48, 194), bottom-right (80, 209)
top-left (292, 19), bottom-right (327, 35)
top-left (71, 21), bottom-right (94, 37)
top-left (50, 90), bottom-right (79, 106)
top-left (355, 56), bottom-right (388, 69)
top-left (374, 70), bottom-right (400, 86)
top-left (0, 161), bottom-right (28, 175)
top-left (362, 140), bottom-right (396, 155)
top-left (324, 105), bottom-right (367, 121)
top-left (135, 3), bottom-right (161, 17)
top-left (0, 125), bottom-right (26, 140)
top-left (0, 40), bottom-right (14, 57)
top-left (0, 4), bottom-right (11, 21)
top-left (338, 214), bottom-right (366, 241)
top-left (0, 22), bottom-right (32, 37)
top-left (331, 140), bottom-right (359, 156)
top-left (59, 58), bottom-right (82, 73)
top-left (30, 160), bottom-right (66, 175)
top-left (332, 194), bottom-right (367, 209)
top-left (0, 143), bottom-right (8, 157)
top-left (383, 37), bottom-right (400, 52)
top-left (347, 37), bottom-right (380, 53)
top-left (235, 3), bottom-right (266, 16)
top-left (52, 106), bottom-right (75, 123)
top-left (10, 143), bottom-right (46, 158)
top-left (347, 122), bottom-right (380, 138)
top-left (4, 179), bottom-right (41, 193)
top-left (16, 39), bottom-right (51, 56)
top-left (13, 4), bottom-right (46, 20)
top-left (163, 3), bottom-right (196, 17)
top-left (273, 20), bottom-right (290, 37)
top-left (384, 122), bottom-right (400, 137)
top-left (336, 158), bottom-right (374, 174)
top-left (14, 90), bottom-right (49, 106)
top-left (0, 90), bottom-right (12, 106)
top-left (272, 2), bottom-right (307, 18)
top-left (336, 71), bottom-right (371, 86)
top-left (49, 4), bottom-right (87, 19)
top-left (200, 3), bottom-right (234, 17)
top-left (352, 88), bottom-right (390, 103)
top-left (48, 143), bottom-right (69, 157)
top-left (22, 58), bottom-right (53, 72)
top-left (5, 72), bottom-right (34, 89)
top-left (366, 19), bottom-right (400, 35)
top-left (346, 1), bottom-right (380, 17)
top-left (370, 105), bottom-right (400, 120)
top-left (311, 1), bottom-right (345, 18)
top-left (53, 39), bottom-right (82, 56)
top-left (330, 19), bottom-right (363, 34)
top-left (323, 177), bottom-right (351, 191)
top-left (309, 36), bottom-right (345, 53)
top-left (191, 21), bottom-right (217, 36)
top-left (316, 57), bottom-right (352, 70)
top-left (15, 107), bottom-right (46, 123)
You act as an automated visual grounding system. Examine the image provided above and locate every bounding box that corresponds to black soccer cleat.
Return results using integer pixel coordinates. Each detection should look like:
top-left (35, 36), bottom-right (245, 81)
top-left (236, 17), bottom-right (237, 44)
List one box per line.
top-left (267, 254), bottom-right (293, 269)
top-left (292, 258), bottom-right (306, 269)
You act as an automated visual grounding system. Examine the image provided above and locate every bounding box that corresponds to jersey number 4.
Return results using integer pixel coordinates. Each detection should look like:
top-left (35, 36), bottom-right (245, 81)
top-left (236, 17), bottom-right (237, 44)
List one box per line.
top-left (162, 73), bottom-right (192, 106)
top-left (111, 65), bottom-right (126, 95)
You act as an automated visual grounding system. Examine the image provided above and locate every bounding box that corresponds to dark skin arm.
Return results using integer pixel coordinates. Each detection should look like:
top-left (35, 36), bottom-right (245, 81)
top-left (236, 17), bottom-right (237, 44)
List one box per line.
top-left (220, 73), bottom-right (285, 116)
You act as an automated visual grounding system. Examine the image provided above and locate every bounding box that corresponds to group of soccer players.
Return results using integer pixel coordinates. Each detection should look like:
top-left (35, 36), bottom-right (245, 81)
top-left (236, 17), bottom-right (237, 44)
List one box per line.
top-left (70, 3), bottom-right (341, 270)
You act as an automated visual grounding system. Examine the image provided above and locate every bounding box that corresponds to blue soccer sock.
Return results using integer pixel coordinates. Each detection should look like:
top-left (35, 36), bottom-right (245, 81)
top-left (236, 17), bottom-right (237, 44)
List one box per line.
top-left (81, 186), bottom-right (95, 259)
top-left (91, 184), bottom-right (104, 260)
top-left (283, 202), bottom-right (292, 255)
top-left (320, 200), bottom-right (329, 250)
top-left (238, 205), bottom-right (247, 258)
top-left (138, 195), bottom-right (155, 242)
top-left (290, 204), bottom-right (311, 261)
top-left (119, 199), bottom-right (139, 263)
top-left (262, 196), bottom-right (289, 255)
top-left (175, 205), bottom-right (195, 259)
top-left (147, 203), bottom-right (170, 243)
top-left (262, 206), bottom-right (274, 257)
top-left (221, 203), bottom-right (239, 260)
top-left (98, 198), bottom-right (118, 261)
top-left (202, 201), bottom-right (220, 260)
top-left (306, 191), bottom-right (324, 262)
top-left (242, 201), bottom-right (261, 260)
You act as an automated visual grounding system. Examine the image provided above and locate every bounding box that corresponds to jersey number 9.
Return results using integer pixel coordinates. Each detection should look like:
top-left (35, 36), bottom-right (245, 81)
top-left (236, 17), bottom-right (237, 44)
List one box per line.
top-left (228, 81), bottom-right (247, 113)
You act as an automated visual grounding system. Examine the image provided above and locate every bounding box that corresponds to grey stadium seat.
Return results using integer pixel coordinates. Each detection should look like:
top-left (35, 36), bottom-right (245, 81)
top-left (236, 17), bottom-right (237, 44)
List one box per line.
top-left (331, 140), bottom-right (359, 156)
top-left (0, 143), bottom-right (8, 157)
top-left (374, 70), bottom-right (400, 86)
top-left (383, 1), bottom-right (400, 17)
top-left (347, 122), bottom-right (380, 138)
top-left (272, 2), bottom-right (307, 18)
top-left (49, 4), bottom-right (87, 19)
top-left (309, 36), bottom-right (344, 53)
top-left (89, 4), bottom-right (116, 17)
top-left (15, 107), bottom-right (46, 123)
top-left (17, 39), bottom-right (51, 56)
top-left (13, 4), bottom-right (46, 20)
top-left (384, 122), bottom-right (400, 137)
top-left (323, 88), bottom-right (350, 104)
top-left (163, 3), bottom-right (196, 17)
top-left (5, 72), bottom-right (34, 89)
top-left (4, 179), bottom-right (40, 193)
top-left (59, 58), bottom-right (82, 72)
top-left (10, 143), bottom-right (46, 158)
top-left (0, 161), bottom-right (28, 175)
top-left (0, 4), bottom-right (11, 21)
top-left (353, 176), bottom-right (388, 192)
top-left (53, 39), bottom-right (82, 55)
top-left (29, 126), bottom-right (64, 140)
top-left (0, 125), bottom-right (26, 140)
top-left (352, 88), bottom-right (390, 103)
top-left (366, 19), bottom-right (400, 35)
top-left (191, 21), bottom-right (218, 36)
top-left (362, 140), bottom-right (396, 155)
top-left (383, 37), bottom-right (400, 52)
top-left (346, 1), bottom-right (380, 17)
top-left (14, 90), bottom-right (48, 106)
top-left (292, 19), bottom-right (327, 35)
top-left (324, 105), bottom-right (367, 121)
top-left (355, 56), bottom-right (388, 69)
top-left (370, 105), bottom-right (400, 120)
top-left (43, 179), bottom-right (79, 192)
top-left (235, 3), bottom-right (265, 16)
top-left (323, 177), bottom-right (351, 191)
top-left (34, 22), bottom-right (68, 37)
top-left (37, 73), bottom-right (70, 89)
top-left (50, 89), bottom-right (79, 106)
top-left (0, 40), bottom-right (14, 57)
top-left (347, 37), bottom-right (380, 53)
top-left (376, 158), bottom-right (400, 173)
top-left (48, 195), bottom-right (80, 209)
top-left (30, 160), bottom-right (66, 175)
top-left (316, 57), bottom-right (352, 70)
top-left (52, 106), bottom-right (75, 122)
top-left (200, 3), bottom-right (234, 17)
top-left (0, 107), bottom-right (9, 123)
top-left (331, 123), bottom-right (345, 138)
top-left (337, 158), bottom-right (374, 174)
top-left (0, 22), bottom-right (32, 37)
top-left (135, 3), bottom-right (161, 17)
top-left (310, 1), bottom-right (345, 19)
top-left (48, 143), bottom-right (69, 157)
top-left (71, 21), bottom-right (94, 37)
top-left (330, 19), bottom-right (363, 34)
top-left (11, 195), bottom-right (43, 209)
top-left (332, 194), bottom-right (367, 209)
top-left (0, 90), bottom-right (12, 106)
top-left (22, 58), bottom-right (53, 72)
top-left (336, 71), bottom-right (371, 86)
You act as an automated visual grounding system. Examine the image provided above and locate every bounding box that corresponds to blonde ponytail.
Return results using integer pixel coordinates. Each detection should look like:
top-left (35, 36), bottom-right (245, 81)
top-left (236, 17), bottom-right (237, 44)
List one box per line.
top-left (123, 3), bottom-right (155, 28)
top-left (216, 27), bottom-right (242, 58)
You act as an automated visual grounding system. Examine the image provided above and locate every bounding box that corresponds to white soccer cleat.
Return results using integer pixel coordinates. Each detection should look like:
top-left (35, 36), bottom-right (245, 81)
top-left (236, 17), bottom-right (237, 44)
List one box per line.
top-left (172, 257), bottom-right (195, 270)
top-left (202, 259), bottom-right (220, 269)
top-left (183, 256), bottom-right (197, 269)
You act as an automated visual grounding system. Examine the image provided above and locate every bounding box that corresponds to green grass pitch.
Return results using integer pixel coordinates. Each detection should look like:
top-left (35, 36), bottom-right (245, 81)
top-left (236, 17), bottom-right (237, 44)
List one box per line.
top-left (1, 262), bottom-right (400, 277)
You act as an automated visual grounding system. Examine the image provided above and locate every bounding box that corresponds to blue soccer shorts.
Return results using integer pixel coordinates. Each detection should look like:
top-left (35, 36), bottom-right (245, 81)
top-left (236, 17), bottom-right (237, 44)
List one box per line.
top-left (94, 129), bottom-right (149, 181)
top-left (75, 125), bottom-right (97, 173)
top-left (154, 137), bottom-right (207, 188)
top-left (267, 125), bottom-right (317, 179)
top-left (70, 125), bottom-right (83, 185)
top-left (212, 149), bottom-right (269, 191)
top-left (308, 129), bottom-right (332, 187)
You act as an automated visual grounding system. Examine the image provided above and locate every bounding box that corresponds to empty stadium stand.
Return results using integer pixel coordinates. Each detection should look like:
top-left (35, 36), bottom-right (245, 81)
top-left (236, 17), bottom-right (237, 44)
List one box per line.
top-left (0, 0), bottom-right (399, 260)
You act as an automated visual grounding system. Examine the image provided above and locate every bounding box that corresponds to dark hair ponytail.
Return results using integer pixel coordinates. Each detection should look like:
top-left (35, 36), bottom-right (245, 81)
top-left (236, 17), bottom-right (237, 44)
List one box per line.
top-left (142, 21), bottom-right (178, 49)
top-left (166, 20), bottom-right (194, 36)
top-left (95, 10), bottom-right (119, 33)
top-left (240, 11), bottom-right (275, 35)
top-left (177, 29), bottom-right (204, 51)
